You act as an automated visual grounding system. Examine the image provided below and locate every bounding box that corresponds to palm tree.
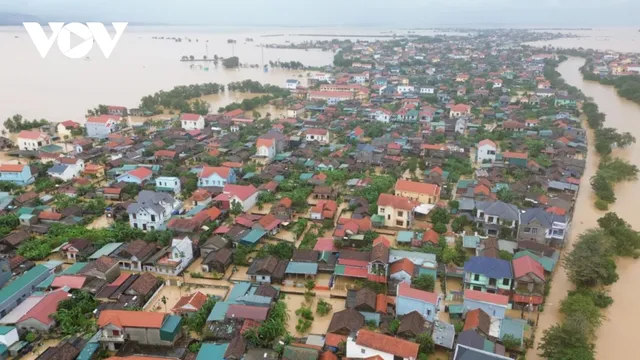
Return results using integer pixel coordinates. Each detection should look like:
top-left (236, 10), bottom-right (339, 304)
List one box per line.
top-left (161, 295), bottom-right (168, 312)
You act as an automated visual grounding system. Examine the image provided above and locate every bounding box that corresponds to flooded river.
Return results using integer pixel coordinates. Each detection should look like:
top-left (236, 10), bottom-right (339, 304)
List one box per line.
top-left (531, 56), bottom-right (640, 360)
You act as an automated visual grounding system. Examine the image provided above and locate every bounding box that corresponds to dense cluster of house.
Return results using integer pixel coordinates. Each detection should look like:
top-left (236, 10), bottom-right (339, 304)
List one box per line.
top-left (0, 29), bottom-right (588, 360)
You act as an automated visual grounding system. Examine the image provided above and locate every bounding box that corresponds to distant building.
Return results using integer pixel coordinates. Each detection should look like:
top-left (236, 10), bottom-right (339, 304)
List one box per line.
top-left (17, 131), bottom-right (51, 151)
top-left (180, 113), bottom-right (205, 130)
top-left (0, 164), bottom-right (35, 186)
top-left (85, 115), bottom-right (120, 138)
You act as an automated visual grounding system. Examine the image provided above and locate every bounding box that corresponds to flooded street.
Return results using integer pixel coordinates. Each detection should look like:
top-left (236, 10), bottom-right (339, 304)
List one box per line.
top-left (532, 56), bottom-right (640, 360)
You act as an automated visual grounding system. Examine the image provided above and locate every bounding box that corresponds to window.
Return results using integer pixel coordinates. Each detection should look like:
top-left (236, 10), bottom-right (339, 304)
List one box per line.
top-left (473, 274), bottom-right (480, 281)
top-left (397, 211), bottom-right (404, 217)
top-left (396, 220), bottom-right (404, 227)
top-left (150, 215), bottom-right (156, 222)
top-left (387, 214), bottom-right (391, 220)
top-left (530, 228), bottom-right (538, 234)
top-left (502, 279), bottom-right (510, 286)
top-left (487, 216), bottom-right (495, 223)
top-left (379, 208), bottom-right (385, 214)
top-left (523, 227), bottom-right (531, 233)
top-left (427, 309), bottom-right (431, 316)
top-left (112, 330), bottom-right (120, 336)
top-left (133, 223), bottom-right (138, 229)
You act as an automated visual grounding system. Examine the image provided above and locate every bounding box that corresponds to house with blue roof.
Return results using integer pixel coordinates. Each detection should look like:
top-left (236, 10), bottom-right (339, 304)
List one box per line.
top-left (463, 256), bottom-right (513, 293)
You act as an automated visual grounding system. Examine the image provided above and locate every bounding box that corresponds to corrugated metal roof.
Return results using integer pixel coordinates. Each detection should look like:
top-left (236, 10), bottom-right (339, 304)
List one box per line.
top-left (89, 242), bottom-right (123, 259)
top-left (207, 301), bottom-right (232, 322)
top-left (0, 265), bottom-right (49, 302)
top-left (285, 262), bottom-right (318, 275)
top-left (197, 343), bottom-right (229, 360)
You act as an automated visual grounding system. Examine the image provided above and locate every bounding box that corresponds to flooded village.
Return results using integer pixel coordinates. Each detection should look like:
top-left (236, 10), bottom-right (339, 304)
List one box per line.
top-left (0, 27), bottom-right (638, 360)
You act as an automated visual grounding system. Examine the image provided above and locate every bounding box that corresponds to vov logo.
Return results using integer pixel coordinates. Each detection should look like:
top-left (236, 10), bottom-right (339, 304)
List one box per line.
top-left (23, 22), bottom-right (128, 59)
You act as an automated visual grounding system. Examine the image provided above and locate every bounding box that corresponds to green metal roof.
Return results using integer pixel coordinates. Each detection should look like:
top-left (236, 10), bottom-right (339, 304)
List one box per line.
top-left (285, 262), bottom-right (318, 275)
top-left (0, 265), bottom-right (49, 302)
top-left (197, 343), bottom-right (229, 360)
top-left (448, 304), bottom-right (464, 314)
top-left (334, 264), bottom-right (346, 276)
top-left (241, 229), bottom-right (267, 245)
top-left (226, 282), bottom-right (251, 302)
top-left (207, 301), bottom-right (232, 322)
top-left (16, 207), bottom-right (34, 215)
top-left (397, 231), bottom-right (414, 243)
top-left (0, 326), bottom-right (15, 335)
top-left (89, 242), bottom-right (123, 259)
top-left (160, 315), bottom-right (182, 341)
top-left (500, 317), bottom-right (525, 345)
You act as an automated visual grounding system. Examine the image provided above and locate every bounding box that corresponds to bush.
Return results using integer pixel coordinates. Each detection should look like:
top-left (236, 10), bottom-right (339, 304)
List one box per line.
top-left (316, 299), bottom-right (333, 316)
top-left (433, 223), bottom-right (447, 234)
top-left (501, 334), bottom-right (522, 349)
top-left (595, 199), bottom-right (609, 210)
top-left (412, 274), bottom-right (435, 292)
top-left (190, 272), bottom-right (204, 278)
top-left (296, 306), bottom-right (314, 320)
top-left (296, 318), bottom-right (312, 333)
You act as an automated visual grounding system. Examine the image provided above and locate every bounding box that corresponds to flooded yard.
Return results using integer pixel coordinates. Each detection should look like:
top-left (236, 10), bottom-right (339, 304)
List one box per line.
top-left (145, 285), bottom-right (228, 313)
top-left (19, 338), bottom-right (63, 360)
top-left (283, 293), bottom-right (346, 336)
top-left (86, 214), bottom-right (113, 229)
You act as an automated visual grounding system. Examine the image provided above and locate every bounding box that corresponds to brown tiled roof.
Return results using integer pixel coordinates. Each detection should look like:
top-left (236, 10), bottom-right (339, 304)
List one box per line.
top-left (95, 256), bottom-right (118, 272)
top-left (128, 272), bottom-right (159, 296)
top-left (327, 308), bottom-right (365, 334)
top-left (204, 248), bottom-right (233, 265)
top-left (68, 238), bottom-right (91, 250)
top-left (292, 249), bottom-right (319, 262)
top-left (3, 230), bottom-right (30, 247)
top-left (397, 311), bottom-right (426, 337)
top-left (123, 240), bottom-right (157, 260)
top-left (224, 335), bottom-right (247, 360)
top-left (354, 287), bottom-right (376, 311)
top-left (464, 308), bottom-right (491, 335)
top-left (15, 191), bottom-right (38, 204)
top-left (253, 284), bottom-right (278, 299)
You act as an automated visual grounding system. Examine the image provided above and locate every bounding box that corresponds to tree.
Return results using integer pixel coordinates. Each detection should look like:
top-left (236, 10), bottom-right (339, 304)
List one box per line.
top-left (230, 200), bottom-right (243, 215)
top-left (316, 298), bottom-right (333, 316)
top-left (590, 173), bottom-right (616, 203)
top-left (412, 274), bottom-right (435, 292)
top-left (223, 56), bottom-right (240, 68)
top-left (497, 188), bottom-right (515, 203)
top-left (415, 332), bottom-right (435, 355)
top-left (560, 292), bottom-right (603, 336)
top-left (54, 291), bottom-right (98, 335)
top-left (433, 223), bottom-right (447, 234)
top-left (430, 207), bottom-right (451, 225)
top-left (388, 319), bottom-right (400, 334)
top-left (184, 296), bottom-right (217, 334)
top-left (537, 323), bottom-right (595, 360)
top-left (597, 212), bottom-right (640, 256)
top-left (564, 229), bottom-right (619, 287)
top-left (451, 216), bottom-right (469, 232)
top-left (501, 334), bottom-right (521, 350)
top-left (161, 295), bottom-right (168, 312)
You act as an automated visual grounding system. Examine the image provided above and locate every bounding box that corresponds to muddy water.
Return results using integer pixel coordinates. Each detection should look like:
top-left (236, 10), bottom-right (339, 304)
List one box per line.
top-left (531, 56), bottom-right (640, 360)
top-left (525, 28), bottom-right (640, 53)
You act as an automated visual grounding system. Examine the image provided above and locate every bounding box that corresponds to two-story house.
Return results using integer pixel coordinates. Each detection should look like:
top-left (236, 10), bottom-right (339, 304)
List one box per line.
top-left (127, 190), bottom-right (180, 231)
top-left (155, 176), bottom-right (181, 194)
top-left (518, 208), bottom-right (568, 246)
top-left (114, 240), bottom-right (159, 272)
top-left (476, 139), bottom-right (497, 164)
top-left (475, 201), bottom-right (520, 237)
top-left (449, 104), bottom-right (471, 118)
top-left (395, 281), bottom-right (439, 322)
top-left (464, 256), bottom-right (513, 293)
top-left (146, 236), bottom-right (193, 276)
top-left (256, 138), bottom-right (276, 161)
top-left (180, 113), bottom-right (205, 130)
top-left (97, 310), bottom-right (182, 351)
top-left (86, 115), bottom-right (120, 138)
top-left (394, 179), bottom-right (441, 204)
top-left (17, 131), bottom-right (51, 151)
top-left (512, 255), bottom-right (545, 302)
top-left (0, 164), bottom-right (35, 186)
top-left (0, 265), bottom-right (51, 318)
top-left (305, 129), bottom-right (330, 144)
top-left (376, 193), bottom-right (419, 229)
top-left (198, 167), bottom-right (236, 188)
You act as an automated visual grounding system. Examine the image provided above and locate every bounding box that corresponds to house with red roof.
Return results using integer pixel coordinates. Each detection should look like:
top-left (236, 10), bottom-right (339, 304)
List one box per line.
top-left (198, 166), bottom-right (236, 188)
top-left (256, 138), bottom-right (276, 160)
top-left (97, 310), bottom-right (182, 350)
top-left (17, 130), bottom-right (51, 151)
top-left (476, 139), bottom-right (497, 164)
top-left (396, 281), bottom-right (439, 322)
top-left (305, 128), bottom-right (331, 144)
top-left (346, 329), bottom-right (419, 360)
top-left (117, 167), bottom-right (153, 184)
top-left (501, 151), bottom-right (528, 167)
top-left (512, 255), bottom-right (545, 298)
top-left (389, 258), bottom-right (414, 284)
top-left (376, 193), bottom-right (420, 229)
top-left (56, 120), bottom-right (81, 137)
top-left (310, 200), bottom-right (338, 221)
top-left (0, 164), bottom-right (35, 186)
top-left (86, 114), bottom-right (120, 138)
top-left (449, 104), bottom-right (471, 118)
top-left (180, 113), bottom-right (204, 131)
top-left (463, 289), bottom-right (509, 319)
top-left (14, 288), bottom-right (70, 332)
top-left (214, 184), bottom-right (259, 212)
top-left (394, 179), bottom-right (441, 205)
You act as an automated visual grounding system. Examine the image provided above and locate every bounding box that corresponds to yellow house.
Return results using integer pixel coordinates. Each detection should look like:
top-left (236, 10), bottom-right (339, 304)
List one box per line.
top-left (377, 193), bottom-right (420, 229)
top-left (394, 179), bottom-right (441, 204)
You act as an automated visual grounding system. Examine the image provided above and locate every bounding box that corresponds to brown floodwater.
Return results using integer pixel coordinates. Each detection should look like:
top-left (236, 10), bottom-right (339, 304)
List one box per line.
top-left (526, 28), bottom-right (640, 53)
top-left (0, 26), bottom-right (452, 125)
top-left (531, 56), bottom-right (640, 360)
